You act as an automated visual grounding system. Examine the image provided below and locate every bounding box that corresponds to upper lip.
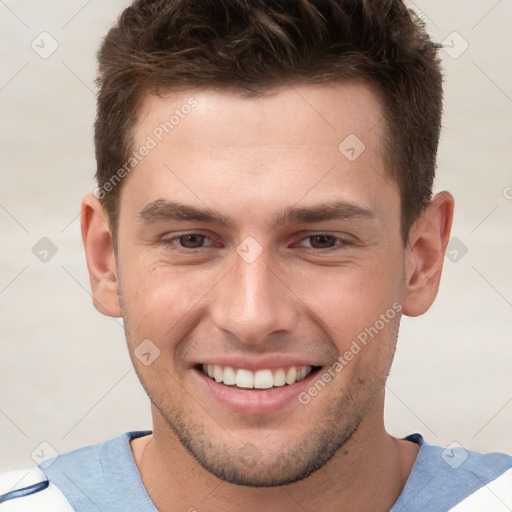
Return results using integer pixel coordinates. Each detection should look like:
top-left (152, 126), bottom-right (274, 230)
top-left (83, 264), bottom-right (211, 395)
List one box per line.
top-left (193, 355), bottom-right (324, 372)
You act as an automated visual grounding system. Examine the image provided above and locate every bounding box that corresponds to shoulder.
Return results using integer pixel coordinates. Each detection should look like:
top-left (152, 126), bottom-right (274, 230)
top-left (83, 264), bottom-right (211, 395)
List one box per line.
top-left (449, 466), bottom-right (512, 511)
top-left (0, 431), bottom-right (151, 511)
top-left (0, 468), bottom-right (74, 511)
top-left (399, 434), bottom-right (512, 511)
top-left (24, 431), bottom-right (151, 511)
top-left (444, 445), bottom-right (512, 512)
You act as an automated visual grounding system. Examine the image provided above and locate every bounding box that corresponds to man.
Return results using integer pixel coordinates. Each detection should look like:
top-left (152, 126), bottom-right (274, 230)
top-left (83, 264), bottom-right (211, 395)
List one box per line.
top-left (1, 0), bottom-right (510, 510)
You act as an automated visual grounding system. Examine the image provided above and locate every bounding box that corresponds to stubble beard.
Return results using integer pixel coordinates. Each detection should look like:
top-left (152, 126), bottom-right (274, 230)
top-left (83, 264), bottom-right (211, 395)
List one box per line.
top-left (132, 351), bottom-right (390, 487)
top-left (118, 280), bottom-right (398, 487)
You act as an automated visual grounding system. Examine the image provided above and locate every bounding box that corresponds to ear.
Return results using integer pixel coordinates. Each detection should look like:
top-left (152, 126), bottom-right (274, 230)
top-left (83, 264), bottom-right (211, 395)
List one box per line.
top-left (81, 193), bottom-right (122, 317)
top-left (402, 191), bottom-right (454, 317)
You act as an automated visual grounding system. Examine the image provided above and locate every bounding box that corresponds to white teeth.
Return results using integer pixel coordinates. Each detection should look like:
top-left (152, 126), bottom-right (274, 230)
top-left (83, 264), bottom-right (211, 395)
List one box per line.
top-left (235, 369), bottom-right (254, 388)
top-left (203, 364), bottom-right (314, 388)
top-left (213, 365), bottom-right (223, 383)
top-left (285, 367), bottom-right (297, 385)
top-left (273, 368), bottom-right (286, 387)
top-left (253, 369), bottom-right (274, 389)
top-left (223, 366), bottom-right (236, 385)
top-left (297, 367), bottom-right (308, 381)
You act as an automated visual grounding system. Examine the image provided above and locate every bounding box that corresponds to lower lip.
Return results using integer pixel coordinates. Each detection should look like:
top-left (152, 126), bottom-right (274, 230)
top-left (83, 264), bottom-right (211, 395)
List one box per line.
top-left (193, 367), bottom-right (320, 415)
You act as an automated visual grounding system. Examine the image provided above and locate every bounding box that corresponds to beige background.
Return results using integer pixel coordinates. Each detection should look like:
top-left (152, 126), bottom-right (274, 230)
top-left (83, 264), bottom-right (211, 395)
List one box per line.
top-left (1, 0), bottom-right (511, 470)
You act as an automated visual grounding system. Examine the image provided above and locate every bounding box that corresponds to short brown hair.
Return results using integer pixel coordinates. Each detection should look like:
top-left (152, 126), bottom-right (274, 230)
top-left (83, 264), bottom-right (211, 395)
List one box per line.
top-left (95, 0), bottom-right (443, 244)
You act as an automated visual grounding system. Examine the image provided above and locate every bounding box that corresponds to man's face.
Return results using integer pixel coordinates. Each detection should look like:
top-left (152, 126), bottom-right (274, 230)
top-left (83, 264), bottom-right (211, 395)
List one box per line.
top-left (115, 81), bottom-right (406, 486)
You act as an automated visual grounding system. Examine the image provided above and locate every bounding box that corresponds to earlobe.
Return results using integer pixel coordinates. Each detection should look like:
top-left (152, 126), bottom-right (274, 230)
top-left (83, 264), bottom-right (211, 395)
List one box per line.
top-left (402, 191), bottom-right (454, 317)
top-left (81, 194), bottom-right (122, 317)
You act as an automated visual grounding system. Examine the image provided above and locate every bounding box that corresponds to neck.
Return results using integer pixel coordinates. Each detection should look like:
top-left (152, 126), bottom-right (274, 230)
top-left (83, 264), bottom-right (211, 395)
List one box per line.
top-left (131, 402), bottom-right (419, 512)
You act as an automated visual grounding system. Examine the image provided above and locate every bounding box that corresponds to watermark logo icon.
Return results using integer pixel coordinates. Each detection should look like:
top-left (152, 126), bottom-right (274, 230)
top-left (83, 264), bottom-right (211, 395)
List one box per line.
top-left (32, 237), bottom-right (58, 263)
top-left (442, 31), bottom-right (469, 59)
top-left (338, 134), bottom-right (366, 161)
top-left (441, 441), bottom-right (469, 469)
top-left (445, 237), bottom-right (468, 263)
top-left (31, 441), bottom-right (59, 469)
top-left (238, 442), bottom-right (262, 469)
top-left (134, 339), bottom-right (161, 366)
top-left (31, 32), bottom-right (59, 59)
top-left (236, 237), bottom-right (263, 264)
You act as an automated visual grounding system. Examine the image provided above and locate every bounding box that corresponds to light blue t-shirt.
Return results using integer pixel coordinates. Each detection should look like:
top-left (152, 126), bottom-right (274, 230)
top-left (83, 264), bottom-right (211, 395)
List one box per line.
top-left (3, 431), bottom-right (512, 510)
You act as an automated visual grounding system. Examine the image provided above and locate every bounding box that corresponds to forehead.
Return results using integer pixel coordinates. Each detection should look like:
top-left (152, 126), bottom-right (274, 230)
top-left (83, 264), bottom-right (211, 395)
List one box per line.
top-left (120, 81), bottom-right (397, 227)
top-left (134, 80), bottom-right (385, 151)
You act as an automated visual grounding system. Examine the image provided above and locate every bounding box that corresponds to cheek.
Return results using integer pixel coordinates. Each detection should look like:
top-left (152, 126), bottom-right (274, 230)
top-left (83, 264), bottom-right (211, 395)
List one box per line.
top-left (119, 259), bottom-right (219, 343)
top-left (290, 256), bottom-right (403, 342)
top-left (119, 240), bottom-right (405, 359)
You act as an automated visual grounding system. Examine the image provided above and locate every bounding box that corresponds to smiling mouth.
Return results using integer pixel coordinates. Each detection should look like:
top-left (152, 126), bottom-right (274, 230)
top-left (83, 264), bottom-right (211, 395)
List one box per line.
top-left (197, 364), bottom-right (322, 390)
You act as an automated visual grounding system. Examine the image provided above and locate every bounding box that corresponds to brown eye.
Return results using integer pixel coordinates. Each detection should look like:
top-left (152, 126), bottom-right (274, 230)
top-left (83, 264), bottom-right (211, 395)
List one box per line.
top-left (295, 233), bottom-right (352, 253)
top-left (308, 234), bottom-right (338, 249)
top-left (177, 234), bottom-right (207, 249)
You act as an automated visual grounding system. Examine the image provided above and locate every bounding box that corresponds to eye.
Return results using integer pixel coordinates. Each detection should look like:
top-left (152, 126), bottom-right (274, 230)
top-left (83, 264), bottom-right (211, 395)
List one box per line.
top-left (161, 233), bottom-right (214, 251)
top-left (177, 233), bottom-right (209, 249)
top-left (297, 234), bottom-right (350, 251)
top-left (160, 232), bottom-right (351, 254)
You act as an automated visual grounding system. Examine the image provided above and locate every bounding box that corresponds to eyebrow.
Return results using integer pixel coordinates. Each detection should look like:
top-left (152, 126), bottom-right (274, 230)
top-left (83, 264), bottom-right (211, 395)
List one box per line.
top-left (138, 199), bottom-right (377, 227)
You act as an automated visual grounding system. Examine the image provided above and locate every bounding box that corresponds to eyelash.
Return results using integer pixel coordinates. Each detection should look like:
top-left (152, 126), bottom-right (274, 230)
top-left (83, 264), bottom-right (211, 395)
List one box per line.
top-left (160, 232), bottom-right (352, 254)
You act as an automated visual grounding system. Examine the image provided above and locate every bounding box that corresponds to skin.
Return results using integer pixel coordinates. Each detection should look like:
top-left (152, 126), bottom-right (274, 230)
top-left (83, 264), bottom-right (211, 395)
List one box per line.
top-left (81, 81), bottom-right (454, 511)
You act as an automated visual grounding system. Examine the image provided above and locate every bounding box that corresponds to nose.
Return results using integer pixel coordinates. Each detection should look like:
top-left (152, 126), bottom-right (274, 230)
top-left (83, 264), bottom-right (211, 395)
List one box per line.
top-left (209, 245), bottom-right (298, 346)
